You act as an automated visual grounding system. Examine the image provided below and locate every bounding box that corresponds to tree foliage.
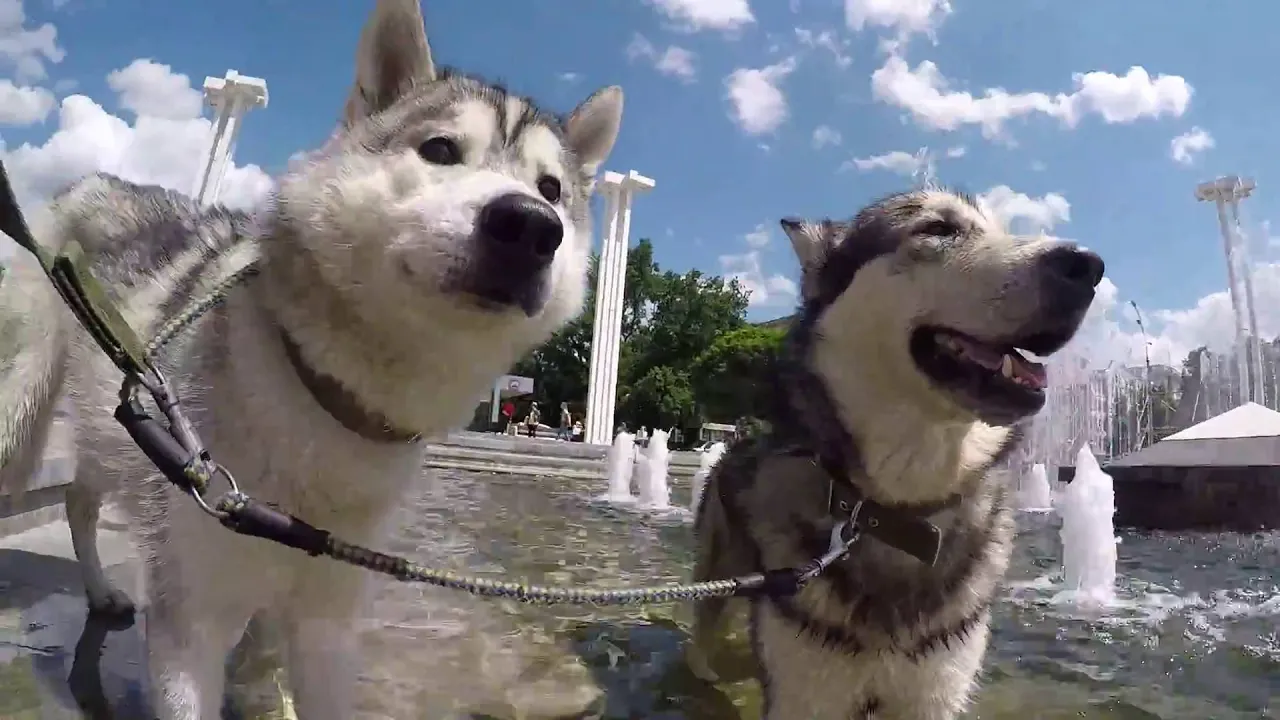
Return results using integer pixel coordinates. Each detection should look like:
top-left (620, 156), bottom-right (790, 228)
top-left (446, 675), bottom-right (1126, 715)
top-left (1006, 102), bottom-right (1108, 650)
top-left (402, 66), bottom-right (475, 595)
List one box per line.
top-left (505, 238), bottom-right (770, 440)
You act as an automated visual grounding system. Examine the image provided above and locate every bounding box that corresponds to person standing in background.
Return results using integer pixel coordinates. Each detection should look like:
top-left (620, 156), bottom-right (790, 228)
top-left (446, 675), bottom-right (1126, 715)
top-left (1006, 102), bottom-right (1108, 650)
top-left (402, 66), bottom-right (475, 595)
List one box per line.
top-left (500, 400), bottom-right (515, 434)
top-left (558, 402), bottom-right (572, 441)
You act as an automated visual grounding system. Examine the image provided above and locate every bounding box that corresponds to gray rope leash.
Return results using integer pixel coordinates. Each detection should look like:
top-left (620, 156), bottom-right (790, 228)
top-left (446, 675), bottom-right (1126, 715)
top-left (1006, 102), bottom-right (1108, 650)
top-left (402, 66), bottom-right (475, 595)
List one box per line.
top-left (146, 263), bottom-right (862, 605)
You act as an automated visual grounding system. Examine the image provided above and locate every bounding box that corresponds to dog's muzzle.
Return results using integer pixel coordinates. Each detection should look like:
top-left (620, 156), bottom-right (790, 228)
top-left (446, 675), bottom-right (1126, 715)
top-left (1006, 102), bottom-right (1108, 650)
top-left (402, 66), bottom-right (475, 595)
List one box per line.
top-left (467, 193), bottom-right (563, 316)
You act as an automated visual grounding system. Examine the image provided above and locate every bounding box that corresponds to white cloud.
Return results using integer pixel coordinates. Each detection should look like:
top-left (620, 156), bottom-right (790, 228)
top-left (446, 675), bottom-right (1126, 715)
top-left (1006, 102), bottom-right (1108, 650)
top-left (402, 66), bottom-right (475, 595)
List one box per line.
top-left (0, 77), bottom-right (52, 124)
top-left (872, 57), bottom-right (1193, 139)
top-left (720, 250), bottom-right (797, 308)
top-left (1071, 262), bottom-right (1280, 372)
top-left (647, 0), bottom-right (754, 32)
top-left (557, 72), bottom-right (581, 84)
top-left (844, 0), bottom-right (951, 51)
top-left (945, 145), bottom-right (965, 158)
top-left (724, 58), bottom-right (797, 135)
top-left (976, 185), bottom-right (1070, 233)
top-left (0, 0), bottom-right (64, 82)
top-left (743, 223), bottom-right (771, 248)
top-left (107, 59), bottom-right (204, 120)
top-left (842, 149), bottom-right (927, 176)
top-left (2, 59), bottom-right (273, 213)
top-left (1170, 126), bottom-right (1214, 166)
top-left (794, 27), bottom-right (851, 67)
top-left (626, 35), bottom-right (697, 83)
top-left (811, 124), bottom-right (842, 148)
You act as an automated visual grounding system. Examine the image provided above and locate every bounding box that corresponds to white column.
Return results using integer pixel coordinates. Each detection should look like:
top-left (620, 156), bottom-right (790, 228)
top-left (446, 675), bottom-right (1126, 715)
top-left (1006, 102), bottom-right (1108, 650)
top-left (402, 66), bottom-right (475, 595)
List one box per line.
top-left (193, 70), bottom-right (269, 207)
top-left (584, 170), bottom-right (655, 445)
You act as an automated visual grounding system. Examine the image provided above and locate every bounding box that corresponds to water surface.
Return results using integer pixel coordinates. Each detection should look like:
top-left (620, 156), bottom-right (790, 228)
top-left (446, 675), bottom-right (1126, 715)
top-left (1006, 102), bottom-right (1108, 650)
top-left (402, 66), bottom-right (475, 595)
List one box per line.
top-left (2, 469), bottom-right (1276, 718)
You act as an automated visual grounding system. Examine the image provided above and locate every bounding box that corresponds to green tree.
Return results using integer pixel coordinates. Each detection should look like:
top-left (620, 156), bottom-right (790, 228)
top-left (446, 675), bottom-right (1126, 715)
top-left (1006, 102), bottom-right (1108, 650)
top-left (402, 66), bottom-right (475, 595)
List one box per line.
top-left (506, 239), bottom-right (754, 435)
top-left (617, 365), bottom-right (696, 431)
top-left (689, 325), bottom-right (785, 423)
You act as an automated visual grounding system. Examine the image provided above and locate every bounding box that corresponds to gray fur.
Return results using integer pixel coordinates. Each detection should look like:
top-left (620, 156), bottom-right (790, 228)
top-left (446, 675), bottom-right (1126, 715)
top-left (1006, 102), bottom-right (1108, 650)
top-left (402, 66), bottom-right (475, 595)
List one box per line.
top-left (689, 188), bottom-right (1103, 719)
top-left (0, 1), bottom-right (622, 717)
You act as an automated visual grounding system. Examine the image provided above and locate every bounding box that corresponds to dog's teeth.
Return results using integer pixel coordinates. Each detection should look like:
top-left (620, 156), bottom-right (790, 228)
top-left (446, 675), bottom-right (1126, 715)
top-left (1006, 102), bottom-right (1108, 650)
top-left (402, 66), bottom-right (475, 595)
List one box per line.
top-left (1016, 348), bottom-right (1048, 363)
top-left (1000, 354), bottom-right (1014, 379)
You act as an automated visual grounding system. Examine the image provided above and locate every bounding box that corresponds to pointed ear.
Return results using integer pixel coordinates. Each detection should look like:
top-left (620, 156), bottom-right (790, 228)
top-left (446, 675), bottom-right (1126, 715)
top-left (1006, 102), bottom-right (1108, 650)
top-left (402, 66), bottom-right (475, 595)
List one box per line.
top-left (566, 86), bottom-right (624, 180)
top-left (344, 0), bottom-right (437, 126)
top-left (780, 217), bottom-right (845, 301)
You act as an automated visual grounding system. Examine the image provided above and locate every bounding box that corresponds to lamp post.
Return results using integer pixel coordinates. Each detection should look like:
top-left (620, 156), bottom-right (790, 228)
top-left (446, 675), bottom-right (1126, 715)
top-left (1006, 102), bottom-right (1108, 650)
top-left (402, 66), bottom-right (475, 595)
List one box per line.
top-left (1195, 175), bottom-right (1263, 405)
top-left (193, 70), bottom-right (269, 207)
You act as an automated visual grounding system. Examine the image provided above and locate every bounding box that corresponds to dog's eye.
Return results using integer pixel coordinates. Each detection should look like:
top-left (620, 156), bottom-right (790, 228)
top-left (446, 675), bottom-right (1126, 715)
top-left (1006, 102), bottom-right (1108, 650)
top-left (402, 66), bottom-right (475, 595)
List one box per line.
top-left (418, 137), bottom-right (462, 166)
top-left (919, 220), bottom-right (958, 237)
top-left (537, 176), bottom-right (562, 204)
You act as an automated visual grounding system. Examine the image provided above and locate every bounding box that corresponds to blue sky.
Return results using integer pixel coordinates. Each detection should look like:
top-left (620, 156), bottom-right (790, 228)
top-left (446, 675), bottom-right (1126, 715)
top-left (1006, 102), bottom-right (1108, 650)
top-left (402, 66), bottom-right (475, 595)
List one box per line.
top-left (3, 0), bottom-right (1279, 362)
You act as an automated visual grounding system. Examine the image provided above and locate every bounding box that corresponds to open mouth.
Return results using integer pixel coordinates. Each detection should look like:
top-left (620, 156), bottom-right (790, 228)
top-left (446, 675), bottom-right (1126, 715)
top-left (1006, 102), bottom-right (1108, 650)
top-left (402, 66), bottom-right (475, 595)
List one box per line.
top-left (909, 326), bottom-right (1066, 420)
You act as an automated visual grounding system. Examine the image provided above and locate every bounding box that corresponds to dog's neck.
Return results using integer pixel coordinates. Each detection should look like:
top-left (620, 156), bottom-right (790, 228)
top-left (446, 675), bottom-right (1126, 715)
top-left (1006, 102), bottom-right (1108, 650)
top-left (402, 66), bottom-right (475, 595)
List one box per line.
top-left (784, 336), bottom-right (1010, 508)
top-left (278, 328), bottom-right (421, 444)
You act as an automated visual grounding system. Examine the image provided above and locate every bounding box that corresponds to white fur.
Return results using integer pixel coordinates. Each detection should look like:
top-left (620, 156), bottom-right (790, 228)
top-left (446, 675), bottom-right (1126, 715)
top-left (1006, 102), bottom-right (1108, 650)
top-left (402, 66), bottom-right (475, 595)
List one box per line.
top-left (0, 1), bottom-right (622, 717)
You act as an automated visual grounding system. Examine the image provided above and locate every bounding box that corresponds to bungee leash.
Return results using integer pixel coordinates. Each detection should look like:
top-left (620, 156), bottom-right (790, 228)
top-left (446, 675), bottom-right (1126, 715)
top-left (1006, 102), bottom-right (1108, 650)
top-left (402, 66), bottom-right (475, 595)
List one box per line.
top-left (0, 160), bottom-right (870, 605)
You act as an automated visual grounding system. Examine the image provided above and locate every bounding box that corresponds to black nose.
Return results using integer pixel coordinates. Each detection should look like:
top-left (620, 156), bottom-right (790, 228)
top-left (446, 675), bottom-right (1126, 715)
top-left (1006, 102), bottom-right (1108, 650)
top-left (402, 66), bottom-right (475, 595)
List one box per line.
top-left (1040, 244), bottom-right (1105, 289)
top-left (477, 192), bottom-right (563, 263)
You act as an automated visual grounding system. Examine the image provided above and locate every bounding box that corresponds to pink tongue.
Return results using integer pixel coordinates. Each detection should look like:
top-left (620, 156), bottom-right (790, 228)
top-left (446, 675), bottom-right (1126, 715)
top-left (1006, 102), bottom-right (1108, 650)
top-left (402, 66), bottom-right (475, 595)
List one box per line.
top-left (952, 336), bottom-right (1004, 370)
top-left (1011, 354), bottom-right (1048, 386)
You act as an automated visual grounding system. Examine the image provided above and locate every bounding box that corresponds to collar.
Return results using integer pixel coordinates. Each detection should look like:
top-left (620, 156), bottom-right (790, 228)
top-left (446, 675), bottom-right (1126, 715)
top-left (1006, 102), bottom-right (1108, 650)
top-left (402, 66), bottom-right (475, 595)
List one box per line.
top-left (280, 330), bottom-right (422, 444)
top-left (793, 448), bottom-right (960, 566)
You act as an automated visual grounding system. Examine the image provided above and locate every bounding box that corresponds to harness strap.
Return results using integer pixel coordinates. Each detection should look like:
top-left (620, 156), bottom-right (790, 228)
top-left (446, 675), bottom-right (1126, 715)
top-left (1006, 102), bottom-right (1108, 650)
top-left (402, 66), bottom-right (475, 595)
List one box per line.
top-left (778, 445), bottom-right (957, 566)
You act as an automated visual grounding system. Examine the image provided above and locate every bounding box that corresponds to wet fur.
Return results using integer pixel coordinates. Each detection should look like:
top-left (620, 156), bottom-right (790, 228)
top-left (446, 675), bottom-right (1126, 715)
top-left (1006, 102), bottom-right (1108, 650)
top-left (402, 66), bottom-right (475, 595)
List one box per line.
top-left (0, 1), bottom-right (622, 717)
top-left (689, 189), bottom-right (1099, 719)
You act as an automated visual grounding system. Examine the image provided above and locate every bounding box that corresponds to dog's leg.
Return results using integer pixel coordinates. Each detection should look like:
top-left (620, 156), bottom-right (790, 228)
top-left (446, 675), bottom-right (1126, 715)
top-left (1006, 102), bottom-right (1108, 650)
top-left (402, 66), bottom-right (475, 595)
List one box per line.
top-left (66, 479), bottom-right (135, 615)
top-left (146, 585), bottom-right (254, 720)
top-left (686, 490), bottom-right (743, 683)
top-left (282, 563), bottom-right (369, 720)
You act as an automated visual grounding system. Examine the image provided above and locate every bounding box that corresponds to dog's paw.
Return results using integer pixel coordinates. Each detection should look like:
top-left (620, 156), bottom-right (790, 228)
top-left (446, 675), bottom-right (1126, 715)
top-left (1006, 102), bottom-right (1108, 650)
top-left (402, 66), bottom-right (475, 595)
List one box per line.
top-left (684, 644), bottom-right (721, 684)
top-left (86, 587), bottom-right (136, 618)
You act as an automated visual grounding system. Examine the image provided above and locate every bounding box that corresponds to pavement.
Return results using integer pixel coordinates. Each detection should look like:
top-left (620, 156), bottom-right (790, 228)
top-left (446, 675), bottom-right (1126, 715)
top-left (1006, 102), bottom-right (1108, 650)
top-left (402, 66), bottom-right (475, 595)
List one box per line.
top-left (0, 508), bottom-right (149, 720)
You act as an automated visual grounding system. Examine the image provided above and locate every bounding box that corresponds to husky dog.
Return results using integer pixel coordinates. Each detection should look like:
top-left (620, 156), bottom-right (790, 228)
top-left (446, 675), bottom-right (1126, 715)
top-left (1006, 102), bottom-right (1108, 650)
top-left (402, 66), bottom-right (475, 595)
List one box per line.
top-left (0, 1), bottom-right (623, 716)
top-left (688, 189), bottom-right (1103, 719)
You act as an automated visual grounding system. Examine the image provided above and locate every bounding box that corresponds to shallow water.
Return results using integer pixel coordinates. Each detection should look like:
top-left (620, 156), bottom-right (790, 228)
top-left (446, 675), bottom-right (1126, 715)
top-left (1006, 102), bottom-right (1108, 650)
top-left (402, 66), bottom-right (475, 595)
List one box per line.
top-left (2, 469), bottom-right (1276, 718)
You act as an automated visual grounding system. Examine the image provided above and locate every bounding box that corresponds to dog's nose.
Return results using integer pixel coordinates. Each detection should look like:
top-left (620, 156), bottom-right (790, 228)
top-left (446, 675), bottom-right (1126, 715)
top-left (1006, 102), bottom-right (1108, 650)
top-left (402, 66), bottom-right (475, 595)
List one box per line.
top-left (1040, 244), bottom-right (1105, 289)
top-left (478, 193), bottom-right (564, 263)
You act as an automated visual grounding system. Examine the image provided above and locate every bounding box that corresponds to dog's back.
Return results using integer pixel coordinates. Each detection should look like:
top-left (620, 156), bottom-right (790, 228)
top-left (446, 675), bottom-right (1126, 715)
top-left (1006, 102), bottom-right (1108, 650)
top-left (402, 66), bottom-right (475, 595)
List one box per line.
top-left (0, 174), bottom-right (258, 495)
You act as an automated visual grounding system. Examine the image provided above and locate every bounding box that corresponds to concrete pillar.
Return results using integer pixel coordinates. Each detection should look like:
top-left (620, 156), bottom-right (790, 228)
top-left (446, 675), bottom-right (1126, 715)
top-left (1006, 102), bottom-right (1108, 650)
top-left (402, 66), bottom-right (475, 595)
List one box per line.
top-left (584, 170), bottom-right (654, 445)
top-left (193, 70), bottom-right (269, 207)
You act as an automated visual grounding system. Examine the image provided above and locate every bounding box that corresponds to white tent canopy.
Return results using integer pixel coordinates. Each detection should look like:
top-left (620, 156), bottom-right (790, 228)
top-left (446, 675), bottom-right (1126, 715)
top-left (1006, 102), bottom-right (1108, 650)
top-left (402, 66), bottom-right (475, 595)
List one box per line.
top-left (1162, 402), bottom-right (1280, 441)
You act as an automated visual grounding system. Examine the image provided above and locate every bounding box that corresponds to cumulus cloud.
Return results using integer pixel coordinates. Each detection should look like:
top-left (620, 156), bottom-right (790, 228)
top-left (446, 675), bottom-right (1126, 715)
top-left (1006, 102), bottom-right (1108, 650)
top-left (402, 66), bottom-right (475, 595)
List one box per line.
top-left (2, 59), bottom-right (274, 215)
top-left (844, 0), bottom-right (951, 51)
top-left (811, 124), bottom-right (842, 148)
top-left (720, 224), bottom-right (795, 308)
top-left (646, 0), bottom-right (754, 32)
top-left (0, 77), bottom-right (52, 124)
top-left (794, 27), bottom-right (852, 67)
top-left (0, 0), bottom-right (64, 82)
top-left (843, 149), bottom-right (928, 176)
top-left (977, 185), bottom-right (1071, 233)
top-left (724, 58), bottom-right (798, 135)
top-left (626, 35), bottom-right (697, 83)
top-left (1170, 127), bottom-right (1214, 166)
top-left (872, 57), bottom-right (1193, 139)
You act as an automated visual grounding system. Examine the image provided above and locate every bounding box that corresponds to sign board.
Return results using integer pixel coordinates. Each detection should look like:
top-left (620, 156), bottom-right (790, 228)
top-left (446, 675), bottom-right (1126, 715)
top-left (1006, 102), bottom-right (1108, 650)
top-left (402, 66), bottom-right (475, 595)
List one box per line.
top-left (497, 374), bottom-right (534, 397)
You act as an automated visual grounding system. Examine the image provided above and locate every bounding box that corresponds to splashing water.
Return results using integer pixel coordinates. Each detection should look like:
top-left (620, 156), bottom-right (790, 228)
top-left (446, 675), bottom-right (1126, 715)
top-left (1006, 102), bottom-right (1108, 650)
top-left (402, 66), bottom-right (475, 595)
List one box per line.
top-left (1058, 445), bottom-right (1118, 605)
top-left (637, 430), bottom-right (671, 510)
top-left (689, 441), bottom-right (726, 517)
top-left (1018, 463), bottom-right (1053, 512)
top-left (603, 432), bottom-right (636, 503)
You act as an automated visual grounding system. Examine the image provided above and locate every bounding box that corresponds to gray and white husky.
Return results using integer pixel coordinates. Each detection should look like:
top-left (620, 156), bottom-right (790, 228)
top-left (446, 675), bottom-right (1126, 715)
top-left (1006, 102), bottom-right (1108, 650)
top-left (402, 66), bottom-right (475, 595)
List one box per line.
top-left (688, 188), bottom-right (1104, 719)
top-left (0, 0), bottom-right (622, 716)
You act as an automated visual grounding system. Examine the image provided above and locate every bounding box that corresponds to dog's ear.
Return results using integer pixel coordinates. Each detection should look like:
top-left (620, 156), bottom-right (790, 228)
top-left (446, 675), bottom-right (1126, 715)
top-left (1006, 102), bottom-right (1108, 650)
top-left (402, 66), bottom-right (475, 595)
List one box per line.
top-left (780, 217), bottom-right (844, 301)
top-left (344, 0), bottom-right (437, 126)
top-left (566, 86), bottom-right (624, 180)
